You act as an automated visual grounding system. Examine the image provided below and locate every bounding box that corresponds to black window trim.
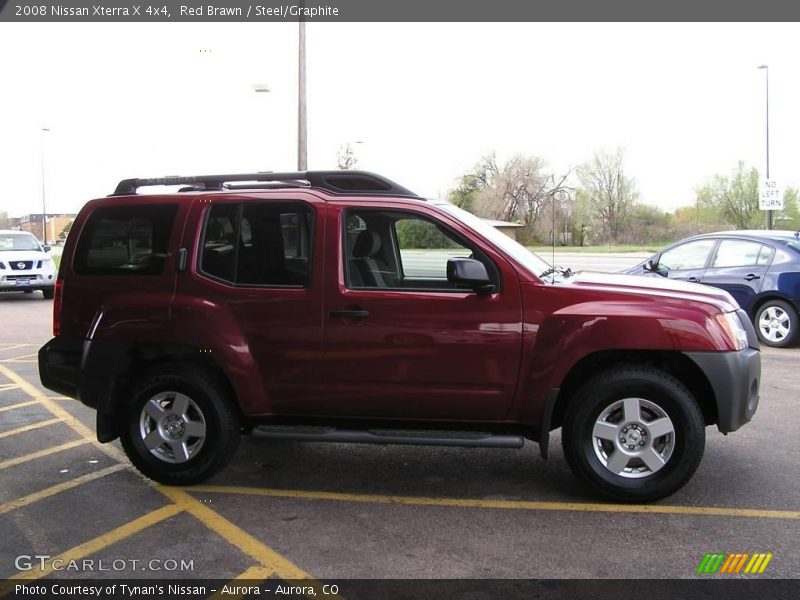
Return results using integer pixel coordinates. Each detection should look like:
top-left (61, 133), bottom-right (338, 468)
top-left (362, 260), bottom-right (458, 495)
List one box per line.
top-left (342, 207), bottom-right (501, 294)
top-left (197, 200), bottom-right (315, 290)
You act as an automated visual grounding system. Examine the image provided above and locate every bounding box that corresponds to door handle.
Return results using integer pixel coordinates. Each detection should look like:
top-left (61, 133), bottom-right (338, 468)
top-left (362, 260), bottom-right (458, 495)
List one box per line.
top-left (687, 277), bottom-right (700, 283)
top-left (329, 309), bottom-right (370, 319)
top-left (744, 274), bottom-right (761, 281)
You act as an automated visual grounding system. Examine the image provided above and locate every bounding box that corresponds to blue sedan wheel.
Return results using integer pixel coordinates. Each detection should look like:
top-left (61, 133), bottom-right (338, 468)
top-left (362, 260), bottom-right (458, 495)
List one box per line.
top-left (755, 300), bottom-right (799, 348)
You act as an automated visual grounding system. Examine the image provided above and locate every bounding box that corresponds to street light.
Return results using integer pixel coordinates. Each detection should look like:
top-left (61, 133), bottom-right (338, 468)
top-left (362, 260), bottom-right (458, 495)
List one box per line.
top-left (757, 64), bottom-right (771, 230)
top-left (40, 127), bottom-right (50, 245)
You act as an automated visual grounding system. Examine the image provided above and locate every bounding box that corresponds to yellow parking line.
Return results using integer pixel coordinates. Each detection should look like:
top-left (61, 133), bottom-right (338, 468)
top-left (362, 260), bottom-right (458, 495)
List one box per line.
top-left (1, 352), bottom-right (39, 363)
top-left (0, 383), bottom-right (21, 392)
top-left (0, 417), bottom-right (62, 439)
top-left (0, 503), bottom-right (183, 588)
top-left (0, 439), bottom-right (90, 471)
top-left (0, 364), bottom-right (129, 461)
top-left (160, 486), bottom-right (339, 600)
top-left (0, 464), bottom-right (126, 515)
top-left (0, 364), bottom-right (335, 593)
top-left (0, 343), bottom-right (35, 352)
top-left (0, 399), bottom-right (39, 413)
top-left (189, 485), bottom-right (800, 521)
top-left (207, 566), bottom-right (272, 600)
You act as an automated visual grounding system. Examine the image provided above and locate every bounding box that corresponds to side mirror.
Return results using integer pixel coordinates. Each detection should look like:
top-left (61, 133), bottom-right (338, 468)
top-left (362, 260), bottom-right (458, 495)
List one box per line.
top-left (43, 245), bottom-right (51, 253)
top-left (447, 258), bottom-right (495, 294)
top-left (643, 258), bottom-right (666, 275)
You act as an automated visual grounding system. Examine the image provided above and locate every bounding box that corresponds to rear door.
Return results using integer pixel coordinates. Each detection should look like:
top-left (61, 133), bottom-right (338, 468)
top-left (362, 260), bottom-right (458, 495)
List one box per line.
top-left (173, 194), bottom-right (326, 416)
top-left (312, 202), bottom-right (524, 422)
top-left (701, 239), bottom-right (772, 310)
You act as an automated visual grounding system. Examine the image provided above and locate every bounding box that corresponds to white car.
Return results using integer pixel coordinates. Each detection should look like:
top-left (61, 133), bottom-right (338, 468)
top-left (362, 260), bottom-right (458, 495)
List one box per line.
top-left (0, 230), bottom-right (57, 299)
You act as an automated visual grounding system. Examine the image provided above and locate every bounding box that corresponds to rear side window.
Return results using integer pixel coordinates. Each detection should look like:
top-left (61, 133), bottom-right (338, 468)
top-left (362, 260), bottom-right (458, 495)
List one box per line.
top-left (712, 240), bottom-right (774, 268)
top-left (201, 202), bottom-right (313, 287)
top-left (74, 204), bottom-right (177, 275)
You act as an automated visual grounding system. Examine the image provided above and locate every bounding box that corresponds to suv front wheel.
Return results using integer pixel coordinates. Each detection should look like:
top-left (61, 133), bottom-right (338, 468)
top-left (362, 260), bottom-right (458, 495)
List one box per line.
top-left (119, 365), bottom-right (241, 485)
top-left (561, 366), bottom-right (705, 503)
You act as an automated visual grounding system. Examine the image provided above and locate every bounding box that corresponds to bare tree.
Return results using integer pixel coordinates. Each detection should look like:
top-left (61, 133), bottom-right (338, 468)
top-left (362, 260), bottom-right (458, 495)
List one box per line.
top-left (576, 148), bottom-right (638, 243)
top-left (451, 153), bottom-right (571, 241)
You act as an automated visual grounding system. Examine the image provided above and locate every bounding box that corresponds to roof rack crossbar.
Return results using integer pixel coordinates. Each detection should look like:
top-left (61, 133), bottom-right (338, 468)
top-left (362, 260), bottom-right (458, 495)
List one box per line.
top-left (112, 171), bottom-right (419, 198)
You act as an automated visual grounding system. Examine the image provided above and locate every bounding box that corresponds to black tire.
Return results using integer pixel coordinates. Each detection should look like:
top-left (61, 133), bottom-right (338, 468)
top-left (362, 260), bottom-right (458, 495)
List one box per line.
top-left (755, 299), bottom-right (798, 348)
top-left (561, 366), bottom-right (705, 503)
top-left (119, 364), bottom-right (240, 485)
top-left (42, 289), bottom-right (54, 299)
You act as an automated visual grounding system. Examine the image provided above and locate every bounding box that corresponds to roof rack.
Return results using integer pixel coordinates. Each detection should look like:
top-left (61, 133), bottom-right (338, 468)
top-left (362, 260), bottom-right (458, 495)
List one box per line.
top-left (112, 171), bottom-right (419, 198)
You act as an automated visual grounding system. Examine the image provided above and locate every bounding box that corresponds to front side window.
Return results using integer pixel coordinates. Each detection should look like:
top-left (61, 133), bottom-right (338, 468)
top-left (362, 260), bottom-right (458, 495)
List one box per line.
top-left (345, 209), bottom-right (489, 291)
top-left (74, 204), bottom-right (177, 275)
top-left (201, 202), bottom-right (313, 287)
top-left (658, 239), bottom-right (716, 272)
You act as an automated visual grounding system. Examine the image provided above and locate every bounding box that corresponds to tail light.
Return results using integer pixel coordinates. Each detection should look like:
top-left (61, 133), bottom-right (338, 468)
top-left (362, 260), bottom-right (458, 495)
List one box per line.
top-left (52, 277), bottom-right (64, 337)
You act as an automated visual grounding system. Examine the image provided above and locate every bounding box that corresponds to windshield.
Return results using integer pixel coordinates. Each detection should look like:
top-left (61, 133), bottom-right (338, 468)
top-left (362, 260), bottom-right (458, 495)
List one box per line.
top-left (437, 203), bottom-right (551, 278)
top-left (0, 233), bottom-right (42, 251)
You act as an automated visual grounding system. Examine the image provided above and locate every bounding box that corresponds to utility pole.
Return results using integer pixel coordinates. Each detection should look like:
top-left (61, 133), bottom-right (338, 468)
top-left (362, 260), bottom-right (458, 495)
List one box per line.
top-left (41, 127), bottom-right (50, 245)
top-left (297, 13), bottom-right (307, 171)
top-left (758, 65), bottom-right (771, 230)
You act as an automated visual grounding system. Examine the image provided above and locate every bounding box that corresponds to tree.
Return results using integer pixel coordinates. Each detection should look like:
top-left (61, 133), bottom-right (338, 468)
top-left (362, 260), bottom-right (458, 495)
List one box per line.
top-left (694, 162), bottom-right (760, 230)
top-left (774, 187), bottom-right (800, 231)
top-left (576, 148), bottom-right (638, 243)
top-left (449, 153), bottom-right (570, 243)
top-left (60, 220), bottom-right (73, 240)
top-left (0, 211), bottom-right (12, 229)
top-left (336, 143), bottom-right (359, 170)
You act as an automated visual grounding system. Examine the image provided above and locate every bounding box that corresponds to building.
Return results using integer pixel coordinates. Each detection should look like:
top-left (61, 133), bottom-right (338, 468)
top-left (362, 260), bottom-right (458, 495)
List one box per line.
top-left (481, 218), bottom-right (525, 241)
top-left (16, 214), bottom-right (76, 244)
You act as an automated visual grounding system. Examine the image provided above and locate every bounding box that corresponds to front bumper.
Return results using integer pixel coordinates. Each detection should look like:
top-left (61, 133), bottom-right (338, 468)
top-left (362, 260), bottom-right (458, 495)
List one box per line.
top-left (684, 348), bottom-right (761, 433)
top-left (0, 269), bottom-right (56, 291)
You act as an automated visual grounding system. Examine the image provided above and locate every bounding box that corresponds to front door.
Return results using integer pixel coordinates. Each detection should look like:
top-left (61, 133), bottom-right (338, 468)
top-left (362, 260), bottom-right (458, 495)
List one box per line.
top-left (655, 238), bottom-right (717, 284)
top-left (314, 203), bottom-right (524, 422)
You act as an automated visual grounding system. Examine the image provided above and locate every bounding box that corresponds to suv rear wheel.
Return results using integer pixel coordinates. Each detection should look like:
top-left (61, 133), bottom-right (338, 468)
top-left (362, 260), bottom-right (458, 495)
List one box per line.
top-left (561, 366), bottom-right (705, 503)
top-left (119, 365), bottom-right (240, 485)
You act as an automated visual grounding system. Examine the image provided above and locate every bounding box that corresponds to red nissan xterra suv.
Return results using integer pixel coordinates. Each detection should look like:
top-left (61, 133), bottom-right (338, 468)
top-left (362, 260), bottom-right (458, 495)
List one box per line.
top-left (39, 171), bottom-right (761, 502)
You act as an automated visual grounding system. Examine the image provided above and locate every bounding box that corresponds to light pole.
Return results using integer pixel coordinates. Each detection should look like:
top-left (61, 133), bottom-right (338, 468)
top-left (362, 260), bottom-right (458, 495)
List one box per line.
top-left (40, 127), bottom-right (50, 245)
top-left (757, 64), bottom-right (771, 230)
top-left (297, 15), bottom-right (307, 171)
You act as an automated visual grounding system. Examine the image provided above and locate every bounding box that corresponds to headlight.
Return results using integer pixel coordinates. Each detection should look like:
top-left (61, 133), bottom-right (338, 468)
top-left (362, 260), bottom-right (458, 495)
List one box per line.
top-left (715, 311), bottom-right (749, 351)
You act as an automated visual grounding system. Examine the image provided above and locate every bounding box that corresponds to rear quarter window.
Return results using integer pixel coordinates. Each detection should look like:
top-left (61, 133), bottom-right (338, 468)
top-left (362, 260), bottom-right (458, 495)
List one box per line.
top-left (73, 204), bottom-right (178, 275)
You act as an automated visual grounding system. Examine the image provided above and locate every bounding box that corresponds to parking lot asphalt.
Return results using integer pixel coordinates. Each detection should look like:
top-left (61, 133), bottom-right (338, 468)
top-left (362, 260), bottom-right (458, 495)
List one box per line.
top-left (0, 284), bottom-right (798, 593)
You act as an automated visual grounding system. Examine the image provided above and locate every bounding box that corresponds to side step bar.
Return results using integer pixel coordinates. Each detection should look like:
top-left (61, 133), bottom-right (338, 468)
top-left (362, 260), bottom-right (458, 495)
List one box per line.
top-left (254, 425), bottom-right (524, 449)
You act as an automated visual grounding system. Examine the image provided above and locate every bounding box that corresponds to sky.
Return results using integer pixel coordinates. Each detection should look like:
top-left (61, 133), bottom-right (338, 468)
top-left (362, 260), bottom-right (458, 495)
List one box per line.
top-left (1, 22), bottom-right (799, 218)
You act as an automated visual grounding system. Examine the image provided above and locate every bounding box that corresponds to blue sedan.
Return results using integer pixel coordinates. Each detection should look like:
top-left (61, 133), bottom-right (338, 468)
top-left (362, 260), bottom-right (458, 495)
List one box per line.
top-left (624, 230), bottom-right (800, 347)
